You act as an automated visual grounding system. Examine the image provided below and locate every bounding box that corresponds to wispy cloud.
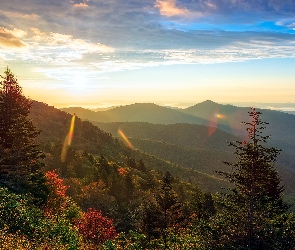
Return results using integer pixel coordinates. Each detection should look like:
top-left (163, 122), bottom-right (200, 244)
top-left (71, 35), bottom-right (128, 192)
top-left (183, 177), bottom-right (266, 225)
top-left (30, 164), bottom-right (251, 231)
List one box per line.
top-left (276, 19), bottom-right (295, 30)
top-left (0, 10), bottom-right (39, 20)
top-left (0, 0), bottom-right (294, 85)
top-left (30, 28), bottom-right (112, 52)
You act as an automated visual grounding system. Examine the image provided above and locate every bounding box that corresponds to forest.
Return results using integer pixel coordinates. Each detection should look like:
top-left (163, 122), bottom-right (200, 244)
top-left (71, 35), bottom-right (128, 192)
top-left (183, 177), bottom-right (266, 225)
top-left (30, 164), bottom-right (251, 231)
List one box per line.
top-left (1, 68), bottom-right (295, 249)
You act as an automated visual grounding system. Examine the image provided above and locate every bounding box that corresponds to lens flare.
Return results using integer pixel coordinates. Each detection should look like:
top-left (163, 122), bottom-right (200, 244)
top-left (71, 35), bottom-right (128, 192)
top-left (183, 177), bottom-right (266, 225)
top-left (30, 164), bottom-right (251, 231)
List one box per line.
top-left (61, 115), bottom-right (76, 162)
top-left (208, 111), bottom-right (226, 136)
top-left (118, 129), bottom-right (134, 149)
top-left (215, 113), bottom-right (224, 119)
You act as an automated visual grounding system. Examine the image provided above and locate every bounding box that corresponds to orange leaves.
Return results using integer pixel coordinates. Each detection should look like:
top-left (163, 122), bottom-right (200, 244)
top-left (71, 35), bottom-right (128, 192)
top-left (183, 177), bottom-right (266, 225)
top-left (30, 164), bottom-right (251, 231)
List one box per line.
top-left (45, 170), bottom-right (68, 198)
top-left (44, 170), bottom-right (69, 216)
top-left (118, 167), bottom-right (129, 176)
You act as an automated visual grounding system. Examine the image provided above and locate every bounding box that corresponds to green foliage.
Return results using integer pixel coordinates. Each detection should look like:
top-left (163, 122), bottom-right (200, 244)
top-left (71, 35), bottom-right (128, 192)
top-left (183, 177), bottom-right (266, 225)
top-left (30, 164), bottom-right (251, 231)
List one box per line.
top-left (103, 231), bottom-right (147, 250)
top-left (0, 187), bottom-right (81, 249)
top-left (47, 216), bottom-right (81, 249)
top-left (103, 229), bottom-right (203, 250)
top-left (203, 108), bottom-right (294, 249)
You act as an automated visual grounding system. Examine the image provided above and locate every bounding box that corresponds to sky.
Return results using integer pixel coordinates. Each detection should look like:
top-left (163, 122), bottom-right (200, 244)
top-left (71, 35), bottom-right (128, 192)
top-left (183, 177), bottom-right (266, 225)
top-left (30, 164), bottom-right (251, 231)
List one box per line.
top-left (0, 0), bottom-right (295, 108)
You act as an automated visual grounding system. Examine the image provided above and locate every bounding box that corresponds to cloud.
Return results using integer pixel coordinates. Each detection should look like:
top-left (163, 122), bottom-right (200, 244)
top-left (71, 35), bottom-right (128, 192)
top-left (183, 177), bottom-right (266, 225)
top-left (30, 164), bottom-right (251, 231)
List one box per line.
top-left (205, 1), bottom-right (217, 10)
top-left (0, 27), bottom-right (27, 48)
top-left (0, 27), bottom-right (114, 71)
top-left (73, 3), bottom-right (88, 8)
top-left (30, 28), bottom-right (113, 53)
top-left (276, 19), bottom-right (295, 30)
top-left (155, 0), bottom-right (189, 17)
top-left (0, 10), bottom-right (39, 20)
top-left (0, 0), bottom-right (294, 80)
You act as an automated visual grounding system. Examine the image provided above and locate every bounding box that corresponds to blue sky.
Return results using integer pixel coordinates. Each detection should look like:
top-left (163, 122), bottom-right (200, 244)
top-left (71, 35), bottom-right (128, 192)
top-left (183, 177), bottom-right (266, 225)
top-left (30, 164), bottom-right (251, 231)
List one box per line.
top-left (0, 0), bottom-right (294, 107)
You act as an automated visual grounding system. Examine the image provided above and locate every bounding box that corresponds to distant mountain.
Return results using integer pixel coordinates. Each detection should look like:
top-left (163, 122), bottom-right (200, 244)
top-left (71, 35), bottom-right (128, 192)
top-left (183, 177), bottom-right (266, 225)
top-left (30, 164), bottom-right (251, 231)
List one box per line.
top-left (61, 103), bottom-right (208, 125)
top-left (182, 100), bottom-right (295, 152)
top-left (62, 101), bottom-right (295, 152)
top-left (30, 101), bottom-right (227, 192)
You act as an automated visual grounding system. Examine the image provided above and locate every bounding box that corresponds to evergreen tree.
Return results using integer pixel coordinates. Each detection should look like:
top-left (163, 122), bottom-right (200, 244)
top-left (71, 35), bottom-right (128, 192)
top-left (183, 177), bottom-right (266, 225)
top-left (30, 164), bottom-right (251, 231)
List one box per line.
top-left (0, 68), bottom-right (48, 204)
top-left (206, 108), bottom-right (291, 249)
top-left (156, 171), bottom-right (184, 248)
top-left (139, 195), bottom-right (162, 242)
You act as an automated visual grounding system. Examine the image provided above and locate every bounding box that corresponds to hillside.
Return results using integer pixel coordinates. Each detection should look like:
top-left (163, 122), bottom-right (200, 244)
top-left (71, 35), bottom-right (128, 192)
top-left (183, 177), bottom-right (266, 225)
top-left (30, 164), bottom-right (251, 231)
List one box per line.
top-left (92, 122), bottom-right (238, 176)
top-left (91, 122), bottom-right (239, 152)
top-left (29, 101), bottom-right (227, 192)
top-left (90, 121), bottom-right (295, 196)
top-left (2, 99), bottom-right (295, 248)
top-left (3, 99), bottom-right (230, 248)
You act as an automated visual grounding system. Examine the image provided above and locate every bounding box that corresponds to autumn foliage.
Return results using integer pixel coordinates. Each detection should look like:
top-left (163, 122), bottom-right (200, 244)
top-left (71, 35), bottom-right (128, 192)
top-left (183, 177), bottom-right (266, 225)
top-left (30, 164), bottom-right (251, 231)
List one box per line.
top-left (44, 170), bottom-right (68, 215)
top-left (118, 167), bottom-right (129, 176)
top-left (75, 208), bottom-right (117, 244)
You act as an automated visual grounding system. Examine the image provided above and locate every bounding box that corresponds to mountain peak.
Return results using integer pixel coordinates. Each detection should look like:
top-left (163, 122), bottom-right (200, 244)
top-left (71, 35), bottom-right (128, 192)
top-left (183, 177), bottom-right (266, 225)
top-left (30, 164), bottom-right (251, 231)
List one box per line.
top-left (200, 100), bottom-right (217, 105)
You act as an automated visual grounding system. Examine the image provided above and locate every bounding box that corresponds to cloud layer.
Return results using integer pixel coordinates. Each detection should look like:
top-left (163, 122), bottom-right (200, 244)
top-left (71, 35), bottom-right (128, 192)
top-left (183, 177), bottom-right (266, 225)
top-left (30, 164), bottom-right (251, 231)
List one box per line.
top-left (0, 0), bottom-right (294, 83)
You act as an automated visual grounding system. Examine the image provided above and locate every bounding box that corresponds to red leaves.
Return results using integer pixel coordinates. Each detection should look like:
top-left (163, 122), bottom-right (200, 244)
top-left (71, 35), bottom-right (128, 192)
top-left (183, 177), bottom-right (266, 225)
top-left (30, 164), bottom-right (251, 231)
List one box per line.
top-left (44, 170), bottom-right (69, 216)
top-left (75, 208), bottom-right (117, 244)
top-left (45, 170), bottom-right (68, 198)
top-left (44, 171), bottom-right (117, 245)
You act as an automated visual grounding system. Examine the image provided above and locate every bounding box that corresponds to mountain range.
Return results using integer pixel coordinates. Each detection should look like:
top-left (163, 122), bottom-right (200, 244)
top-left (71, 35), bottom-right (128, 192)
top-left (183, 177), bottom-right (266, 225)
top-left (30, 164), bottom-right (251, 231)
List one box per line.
top-left (61, 100), bottom-right (295, 201)
top-left (62, 100), bottom-right (295, 152)
top-left (29, 101), bottom-right (229, 192)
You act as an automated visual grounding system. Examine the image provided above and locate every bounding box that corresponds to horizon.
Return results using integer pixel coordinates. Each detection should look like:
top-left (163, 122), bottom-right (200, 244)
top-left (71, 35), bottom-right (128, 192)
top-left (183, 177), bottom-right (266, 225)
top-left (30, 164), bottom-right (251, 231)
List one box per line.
top-left (56, 100), bottom-right (295, 113)
top-left (1, 1), bottom-right (295, 106)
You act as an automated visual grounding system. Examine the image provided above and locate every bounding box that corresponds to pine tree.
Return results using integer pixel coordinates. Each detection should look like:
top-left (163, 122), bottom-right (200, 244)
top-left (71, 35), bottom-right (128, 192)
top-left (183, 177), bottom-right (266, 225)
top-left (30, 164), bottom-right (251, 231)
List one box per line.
top-left (208, 108), bottom-right (291, 249)
top-left (0, 68), bottom-right (48, 204)
top-left (156, 171), bottom-right (184, 248)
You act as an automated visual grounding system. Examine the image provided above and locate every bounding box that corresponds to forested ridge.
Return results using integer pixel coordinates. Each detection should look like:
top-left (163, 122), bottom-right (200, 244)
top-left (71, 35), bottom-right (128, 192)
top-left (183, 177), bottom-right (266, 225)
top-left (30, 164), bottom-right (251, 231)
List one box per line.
top-left (1, 69), bottom-right (295, 249)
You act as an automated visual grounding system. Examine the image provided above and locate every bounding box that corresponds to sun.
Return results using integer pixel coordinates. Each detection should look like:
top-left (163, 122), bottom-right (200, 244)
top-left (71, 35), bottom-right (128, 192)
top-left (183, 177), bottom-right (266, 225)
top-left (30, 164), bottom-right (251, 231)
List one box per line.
top-left (71, 75), bottom-right (88, 91)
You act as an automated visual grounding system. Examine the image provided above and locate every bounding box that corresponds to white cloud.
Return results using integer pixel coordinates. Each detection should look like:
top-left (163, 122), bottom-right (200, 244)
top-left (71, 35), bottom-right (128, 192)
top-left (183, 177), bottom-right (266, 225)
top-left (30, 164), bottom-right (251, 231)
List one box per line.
top-left (205, 1), bottom-right (217, 9)
top-left (287, 22), bottom-right (295, 30)
top-left (1, 25), bottom-right (294, 83)
top-left (10, 28), bottom-right (27, 38)
top-left (275, 18), bottom-right (295, 30)
top-left (29, 28), bottom-right (113, 53)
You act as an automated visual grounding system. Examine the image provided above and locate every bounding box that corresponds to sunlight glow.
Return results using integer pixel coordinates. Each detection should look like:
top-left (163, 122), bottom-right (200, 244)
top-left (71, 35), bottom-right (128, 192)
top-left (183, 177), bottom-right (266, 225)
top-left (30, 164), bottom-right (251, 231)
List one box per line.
top-left (71, 75), bottom-right (87, 91)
